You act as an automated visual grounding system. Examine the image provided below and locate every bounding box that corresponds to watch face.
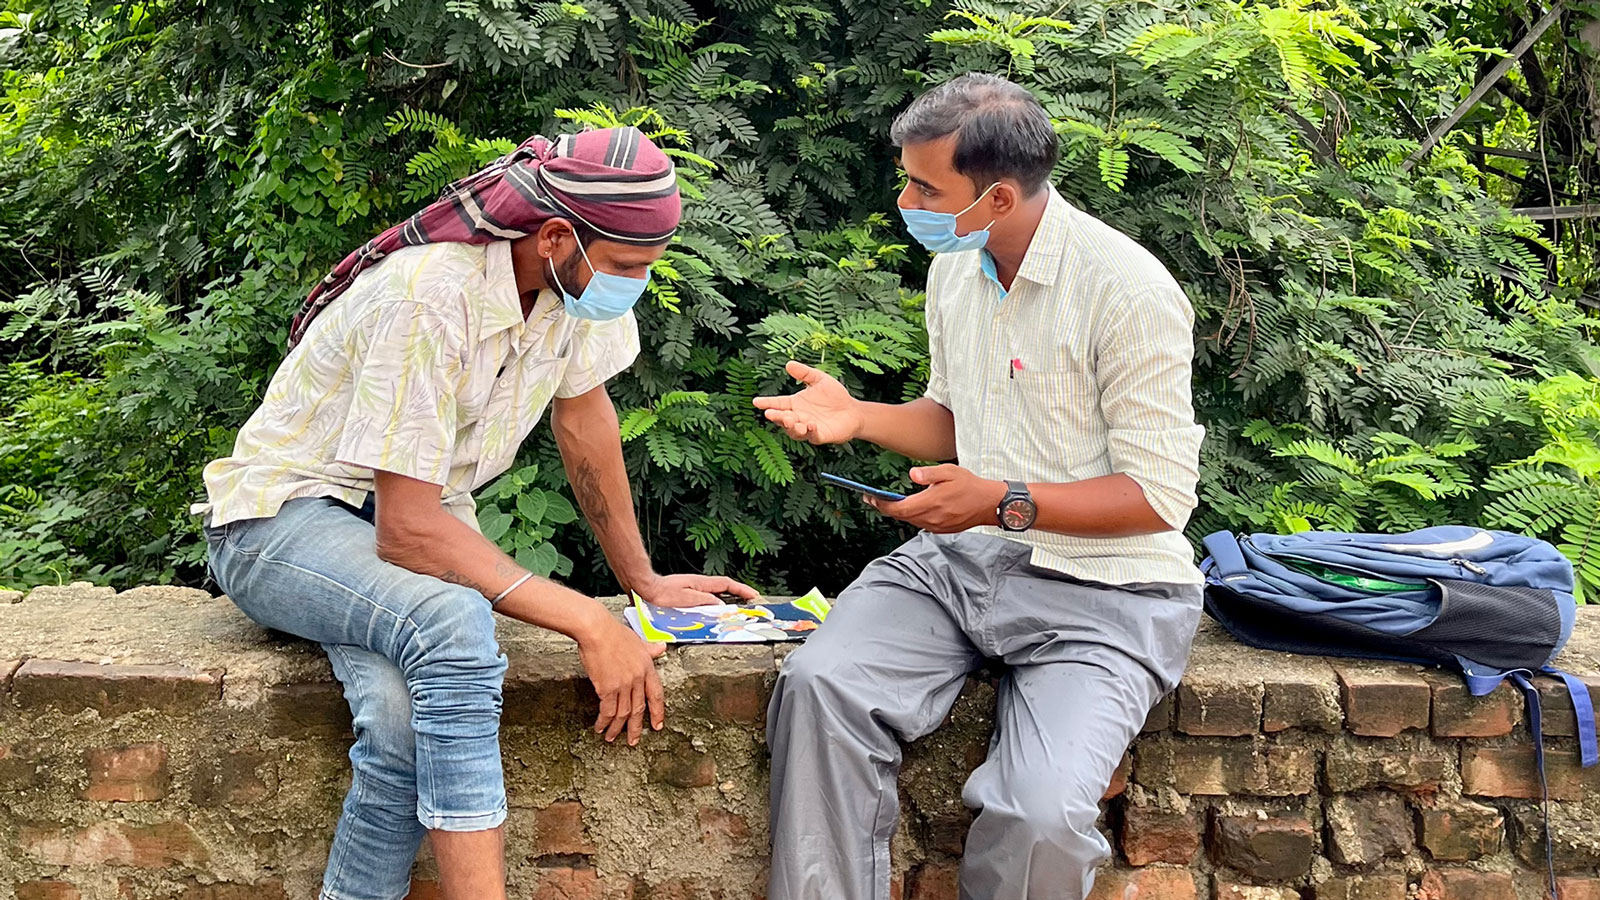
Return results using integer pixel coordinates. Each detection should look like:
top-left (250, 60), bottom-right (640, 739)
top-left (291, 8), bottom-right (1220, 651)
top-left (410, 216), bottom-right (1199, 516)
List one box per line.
top-left (1001, 499), bottom-right (1037, 530)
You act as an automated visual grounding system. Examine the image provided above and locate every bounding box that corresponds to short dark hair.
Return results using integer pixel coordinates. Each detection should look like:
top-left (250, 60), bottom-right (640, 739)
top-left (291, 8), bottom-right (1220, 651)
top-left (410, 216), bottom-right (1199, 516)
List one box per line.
top-left (890, 73), bottom-right (1060, 196)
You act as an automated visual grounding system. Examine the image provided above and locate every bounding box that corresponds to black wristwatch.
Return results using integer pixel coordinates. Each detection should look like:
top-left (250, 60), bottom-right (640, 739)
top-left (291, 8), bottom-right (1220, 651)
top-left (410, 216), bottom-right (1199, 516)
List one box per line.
top-left (997, 480), bottom-right (1038, 532)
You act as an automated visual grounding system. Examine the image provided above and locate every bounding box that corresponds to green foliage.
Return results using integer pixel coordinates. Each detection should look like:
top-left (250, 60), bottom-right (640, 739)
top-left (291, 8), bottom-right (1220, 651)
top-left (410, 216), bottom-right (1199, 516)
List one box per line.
top-left (0, 0), bottom-right (1595, 600)
top-left (476, 465), bottom-right (579, 578)
top-left (1476, 374), bottom-right (1600, 602)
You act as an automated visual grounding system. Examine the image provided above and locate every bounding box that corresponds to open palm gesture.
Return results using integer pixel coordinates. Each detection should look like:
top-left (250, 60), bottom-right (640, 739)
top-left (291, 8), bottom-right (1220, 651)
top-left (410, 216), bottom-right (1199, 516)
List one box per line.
top-left (752, 361), bottom-right (864, 445)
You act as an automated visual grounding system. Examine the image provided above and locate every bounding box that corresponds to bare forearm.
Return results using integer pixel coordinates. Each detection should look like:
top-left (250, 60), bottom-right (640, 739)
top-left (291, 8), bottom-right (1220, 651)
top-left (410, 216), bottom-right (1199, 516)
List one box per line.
top-left (552, 391), bottom-right (656, 594)
top-left (376, 508), bottom-right (610, 640)
top-left (1029, 473), bottom-right (1174, 537)
top-left (854, 397), bottom-right (958, 461)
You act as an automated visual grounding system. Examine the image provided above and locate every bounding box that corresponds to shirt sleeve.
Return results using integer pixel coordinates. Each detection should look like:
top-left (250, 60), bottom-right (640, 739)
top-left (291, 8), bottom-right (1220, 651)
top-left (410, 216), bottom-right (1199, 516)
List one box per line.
top-left (1097, 282), bottom-right (1206, 531)
top-left (923, 257), bottom-right (950, 408)
top-left (556, 309), bottom-right (642, 398)
top-left (335, 300), bottom-right (467, 486)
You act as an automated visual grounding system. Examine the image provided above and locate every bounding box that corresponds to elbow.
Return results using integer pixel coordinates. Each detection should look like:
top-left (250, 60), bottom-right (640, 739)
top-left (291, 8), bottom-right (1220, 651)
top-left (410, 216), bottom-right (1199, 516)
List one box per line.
top-left (374, 517), bottom-right (436, 568)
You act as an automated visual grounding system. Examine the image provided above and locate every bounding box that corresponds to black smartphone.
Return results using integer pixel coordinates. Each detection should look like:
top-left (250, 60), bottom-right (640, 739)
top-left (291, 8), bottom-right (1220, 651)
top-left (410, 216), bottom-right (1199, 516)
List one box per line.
top-left (819, 471), bottom-right (908, 502)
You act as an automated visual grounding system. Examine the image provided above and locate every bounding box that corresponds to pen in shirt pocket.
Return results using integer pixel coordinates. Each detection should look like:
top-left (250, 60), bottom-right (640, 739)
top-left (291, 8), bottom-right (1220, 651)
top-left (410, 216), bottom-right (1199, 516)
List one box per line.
top-left (1009, 357), bottom-right (1023, 379)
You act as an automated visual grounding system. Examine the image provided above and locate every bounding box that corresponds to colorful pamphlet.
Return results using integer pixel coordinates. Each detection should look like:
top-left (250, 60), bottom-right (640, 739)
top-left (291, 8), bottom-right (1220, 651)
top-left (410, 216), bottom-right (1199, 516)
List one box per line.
top-left (625, 588), bottom-right (832, 643)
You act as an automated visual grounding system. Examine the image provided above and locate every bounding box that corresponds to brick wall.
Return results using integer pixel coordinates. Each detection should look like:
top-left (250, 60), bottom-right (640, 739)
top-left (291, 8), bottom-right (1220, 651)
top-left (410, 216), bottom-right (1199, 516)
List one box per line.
top-left (1, 584), bottom-right (1597, 900)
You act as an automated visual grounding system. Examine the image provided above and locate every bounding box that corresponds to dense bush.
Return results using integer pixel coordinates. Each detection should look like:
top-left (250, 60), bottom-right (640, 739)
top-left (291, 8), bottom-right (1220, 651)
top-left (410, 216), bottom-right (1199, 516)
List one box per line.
top-left (2, 0), bottom-right (1596, 598)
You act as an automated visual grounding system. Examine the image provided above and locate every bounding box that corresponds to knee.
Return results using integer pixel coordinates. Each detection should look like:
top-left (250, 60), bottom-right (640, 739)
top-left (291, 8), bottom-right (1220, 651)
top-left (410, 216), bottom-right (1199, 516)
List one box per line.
top-left (983, 769), bottom-right (1106, 857)
top-left (773, 640), bottom-right (850, 709)
top-left (405, 588), bottom-right (508, 682)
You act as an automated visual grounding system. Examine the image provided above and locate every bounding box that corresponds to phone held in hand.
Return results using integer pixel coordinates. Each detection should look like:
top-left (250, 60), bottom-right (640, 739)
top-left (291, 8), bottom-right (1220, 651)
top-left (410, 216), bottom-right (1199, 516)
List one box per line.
top-left (819, 472), bottom-right (908, 502)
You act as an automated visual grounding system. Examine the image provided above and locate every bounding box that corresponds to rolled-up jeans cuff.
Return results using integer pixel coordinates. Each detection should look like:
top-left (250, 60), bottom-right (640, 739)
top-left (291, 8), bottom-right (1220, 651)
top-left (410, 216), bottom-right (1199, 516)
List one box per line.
top-left (418, 803), bottom-right (507, 832)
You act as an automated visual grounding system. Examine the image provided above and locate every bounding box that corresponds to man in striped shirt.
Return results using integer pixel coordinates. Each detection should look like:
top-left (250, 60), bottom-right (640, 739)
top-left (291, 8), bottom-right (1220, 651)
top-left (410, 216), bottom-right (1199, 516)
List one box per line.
top-left (756, 74), bottom-right (1207, 900)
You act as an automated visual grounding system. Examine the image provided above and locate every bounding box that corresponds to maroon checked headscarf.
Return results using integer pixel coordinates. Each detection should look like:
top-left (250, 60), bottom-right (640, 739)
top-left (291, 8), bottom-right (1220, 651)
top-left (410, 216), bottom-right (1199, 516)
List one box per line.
top-left (287, 126), bottom-right (681, 349)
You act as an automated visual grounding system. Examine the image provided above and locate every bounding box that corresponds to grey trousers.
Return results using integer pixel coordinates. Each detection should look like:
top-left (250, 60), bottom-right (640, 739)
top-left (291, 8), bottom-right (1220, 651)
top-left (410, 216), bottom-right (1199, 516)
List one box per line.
top-left (766, 532), bottom-right (1202, 900)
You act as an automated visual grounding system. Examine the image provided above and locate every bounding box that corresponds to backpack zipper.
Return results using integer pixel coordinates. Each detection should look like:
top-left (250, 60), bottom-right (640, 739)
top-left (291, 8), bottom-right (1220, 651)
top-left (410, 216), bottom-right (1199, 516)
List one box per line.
top-left (1253, 541), bottom-right (1429, 589)
top-left (1451, 558), bottom-right (1489, 576)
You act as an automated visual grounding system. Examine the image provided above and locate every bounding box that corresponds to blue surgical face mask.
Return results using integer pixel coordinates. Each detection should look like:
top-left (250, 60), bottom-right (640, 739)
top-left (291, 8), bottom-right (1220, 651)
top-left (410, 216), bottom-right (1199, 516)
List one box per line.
top-left (897, 182), bottom-right (1000, 253)
top-left (549, 233), bottom-right (650, 321)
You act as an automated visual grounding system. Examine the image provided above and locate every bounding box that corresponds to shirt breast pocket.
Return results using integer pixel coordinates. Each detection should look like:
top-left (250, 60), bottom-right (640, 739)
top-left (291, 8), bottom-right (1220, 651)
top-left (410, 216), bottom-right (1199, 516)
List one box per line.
top-left (1009, 366), bottom-right (1107, 479)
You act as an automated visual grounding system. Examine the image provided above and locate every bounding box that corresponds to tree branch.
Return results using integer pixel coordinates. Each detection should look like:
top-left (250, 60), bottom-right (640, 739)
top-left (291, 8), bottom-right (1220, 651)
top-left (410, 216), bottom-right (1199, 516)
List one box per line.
top-left (1403, 1), bottom-right (1565, 171)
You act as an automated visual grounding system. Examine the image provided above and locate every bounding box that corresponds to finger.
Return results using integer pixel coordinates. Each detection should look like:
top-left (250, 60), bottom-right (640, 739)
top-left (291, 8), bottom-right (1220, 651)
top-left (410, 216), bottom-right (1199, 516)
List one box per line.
top-left (627, 680), bottom-right (647, 746)
top-left (911, 464), bottom-right (962, 485)
top-left (752, 395), bottom-right (792, 411)
top-left (786, 360), bottom-right (826, 385)
top-left (604, 686), bottom-right (631, 742)
top-left (595, 689), bottom-right (619, 735)
top-left (644, 638), bottom-right (667, 658)
top-left (646, 666), bottom-right (666, 731)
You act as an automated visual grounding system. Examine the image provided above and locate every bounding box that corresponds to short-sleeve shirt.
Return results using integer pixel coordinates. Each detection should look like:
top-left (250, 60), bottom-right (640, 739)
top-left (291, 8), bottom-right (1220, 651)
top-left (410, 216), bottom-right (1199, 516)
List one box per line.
top-left (194, 240), bottom-right (639, 529)
top-left (923, 188), bottom-right (1206, 586)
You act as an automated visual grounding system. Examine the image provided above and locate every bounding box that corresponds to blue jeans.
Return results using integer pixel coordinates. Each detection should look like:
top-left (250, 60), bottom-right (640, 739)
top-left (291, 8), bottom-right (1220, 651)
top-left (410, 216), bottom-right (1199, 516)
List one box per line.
top-left (205, 496), bottom-right (509, 900)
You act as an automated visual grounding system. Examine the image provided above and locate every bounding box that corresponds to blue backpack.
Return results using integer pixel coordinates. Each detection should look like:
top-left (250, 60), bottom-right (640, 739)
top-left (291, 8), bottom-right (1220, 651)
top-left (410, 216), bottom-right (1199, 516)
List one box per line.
top-left (1201, 526), bottom-right (1595, 898)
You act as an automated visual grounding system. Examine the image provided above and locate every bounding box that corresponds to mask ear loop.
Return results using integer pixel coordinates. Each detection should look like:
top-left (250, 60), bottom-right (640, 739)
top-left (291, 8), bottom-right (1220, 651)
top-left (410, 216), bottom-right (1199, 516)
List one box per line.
top-left (955, 182), bottom-right (1001, 234)
top-left (546, 225), bottom-right (592, 299)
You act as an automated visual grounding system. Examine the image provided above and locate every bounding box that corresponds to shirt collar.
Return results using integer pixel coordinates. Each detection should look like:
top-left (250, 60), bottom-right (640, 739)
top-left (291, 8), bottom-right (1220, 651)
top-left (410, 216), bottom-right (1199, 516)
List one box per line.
top-left (482, 240), bottom-right (527, 339)
top-left (974, 188), bottom-right (1071, 298)
top-left (483, 240), bottom-right (563, 341)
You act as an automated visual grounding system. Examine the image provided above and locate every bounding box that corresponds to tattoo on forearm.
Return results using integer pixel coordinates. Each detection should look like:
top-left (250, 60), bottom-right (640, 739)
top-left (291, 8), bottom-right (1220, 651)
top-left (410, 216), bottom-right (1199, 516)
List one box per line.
top-left (572, 458), bottom-right (613, 535)
top-left (438, 569), bottom-right (489, 596)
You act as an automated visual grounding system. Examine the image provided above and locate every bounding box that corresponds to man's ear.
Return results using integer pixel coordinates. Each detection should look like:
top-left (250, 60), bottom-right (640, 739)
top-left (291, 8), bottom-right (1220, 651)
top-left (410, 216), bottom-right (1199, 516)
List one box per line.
top-left (991, 182), bottom-right (1020, 218)
top-left (536, 218), bottom-right (575, 258)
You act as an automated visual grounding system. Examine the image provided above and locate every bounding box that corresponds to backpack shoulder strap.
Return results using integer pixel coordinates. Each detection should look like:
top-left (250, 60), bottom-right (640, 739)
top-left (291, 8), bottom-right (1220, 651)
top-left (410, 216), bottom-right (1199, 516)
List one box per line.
top-left (1202, 531), bottom-right (1249, 580)
top-left (1541, 665), bottom-right (1598, 768)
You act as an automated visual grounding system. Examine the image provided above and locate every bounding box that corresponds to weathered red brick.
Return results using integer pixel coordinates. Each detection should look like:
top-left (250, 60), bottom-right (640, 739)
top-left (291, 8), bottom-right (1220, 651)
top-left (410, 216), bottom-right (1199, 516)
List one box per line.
top-left (1087, 868), bottom-right (1197, 900)
top-left (190, 746), bottom-right (278, 807)
top-left (1215, 882), bottom-right (1299, 900)
top-left (16, 882), bottom-right (81, 900)
top-left (1461, 745), bottom-right (1588, 801)
top-left (1416, 868), bottom-right (1515, 900)
top-left (533, 866), bottom-right (604, 900)
top-left (22, 820), bottom-right (208, 867)
top-left (1325, 793), bottom-right (1412, 866)
top-left (1101, 753), bottom-right (1131, 800)
top-left (1428, 675), bottom-right (1520, 738)
top-left (1324, 740), bottom-right (1451, 793)
top-left (503, 662), bottom-right (601, 733)
top-left (697, 806), bottom-right (751, 847)
top-left (1134, 738), bottom-right (1316, 796)
top-left (536, 800), bottom-right (597, 856)
top-left (1142, 693), bottom-right (1173, 733)
top-left (1536, 674), bottom-right (1600, 738)
top-left (1176, 677), bottom-right (1263, 736)
top-left (648, 749), bottom-right (716, 788)
top-left (1336, 664), bottom-right (1430, 736)
top-left (263, 680), bottom-right (352, 738)
top-left (1262, 670), bottom-right (1342, 732)
top-left (404, 880), bottom-right (444, 900)
top-left (82, 743), bottom-right (169, 802)
top-left (1556, 877), bottom-right (1600, 900)
top-left (1418, 801), bottom-right (1503, 861)
top-left (1120, 803), bottom-right (1201, 865)
top-left (177, 881), bottom-right (288, 900)
top-left (1209, 814), bottom-right (1316, 880)
top-left (905, 862), bottom-right (959, 900)
top-left (1315, 874), bottom-right (1409, 900)
top-left (13, 659), bottom-right (220, 717)
top-left (680, 649), bottom-right (772, 727)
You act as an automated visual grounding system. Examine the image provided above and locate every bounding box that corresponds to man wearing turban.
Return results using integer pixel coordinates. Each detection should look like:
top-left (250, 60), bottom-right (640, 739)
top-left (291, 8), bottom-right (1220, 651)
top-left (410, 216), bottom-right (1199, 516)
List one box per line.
top-left (194, 126), bottom-right (754, 900)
